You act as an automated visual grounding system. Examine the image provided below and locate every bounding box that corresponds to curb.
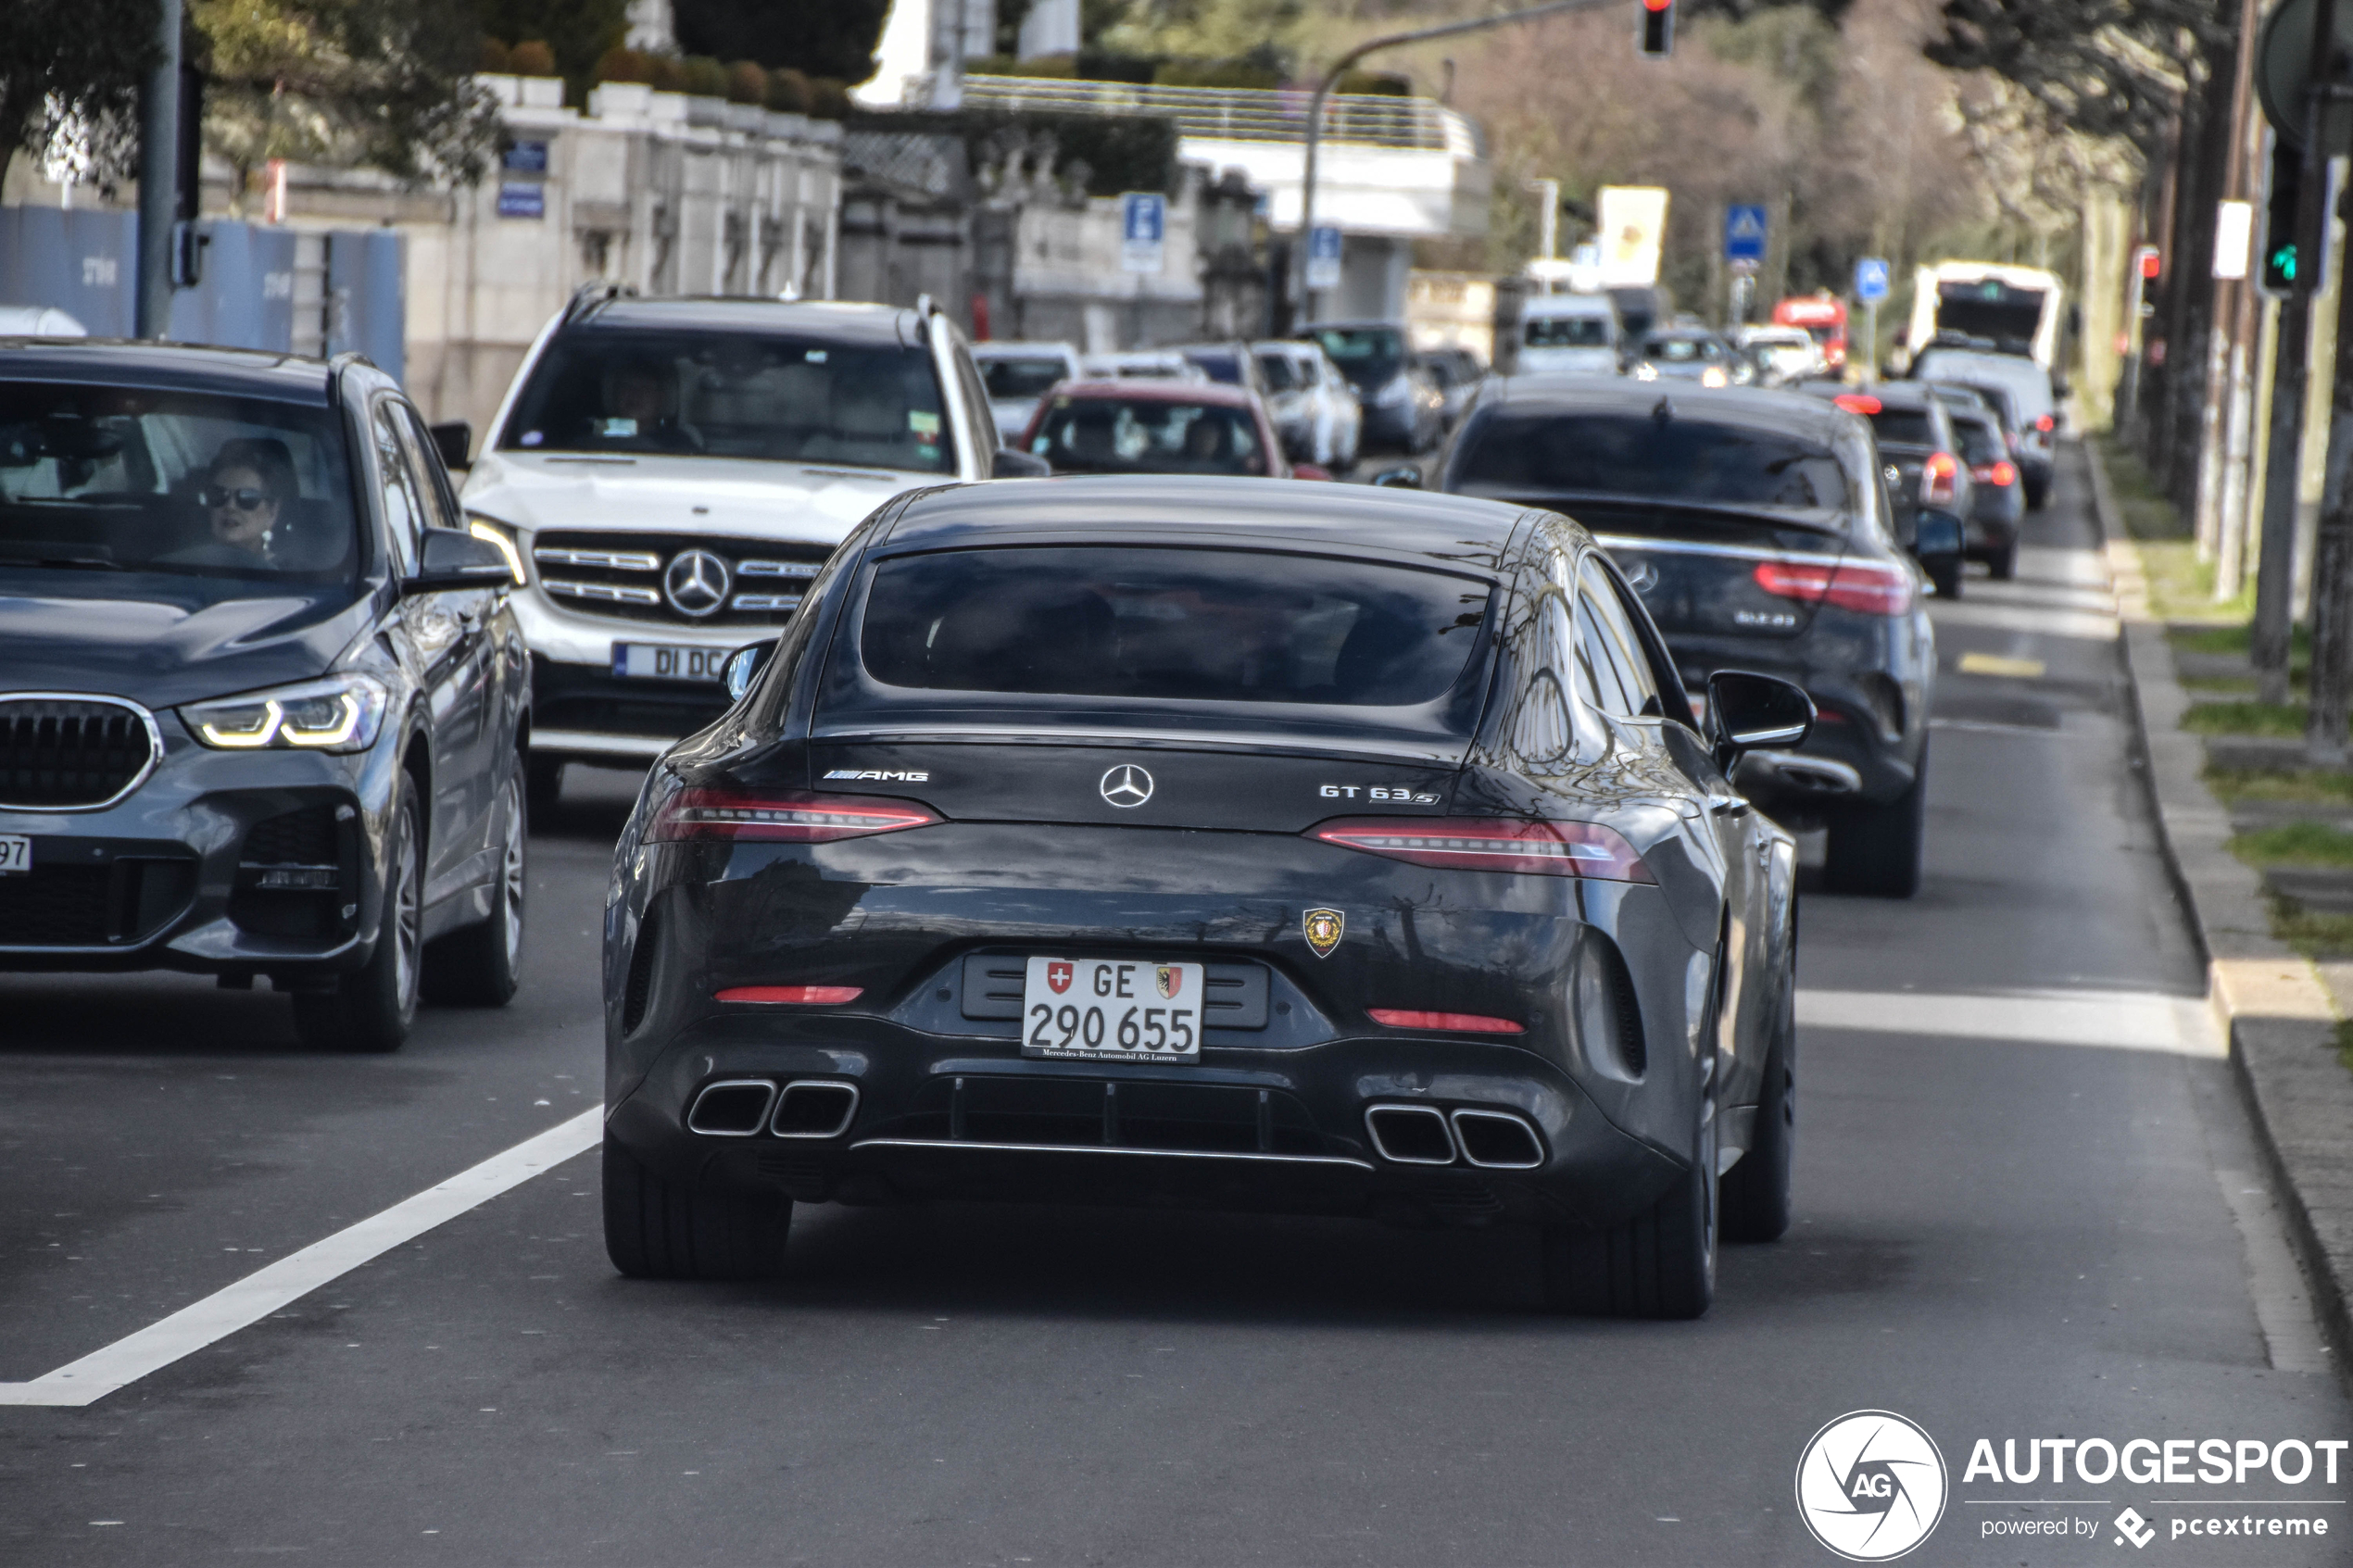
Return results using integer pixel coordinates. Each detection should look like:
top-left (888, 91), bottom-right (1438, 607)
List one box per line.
top-left (2085, 441), bottom-right (2353, 1386)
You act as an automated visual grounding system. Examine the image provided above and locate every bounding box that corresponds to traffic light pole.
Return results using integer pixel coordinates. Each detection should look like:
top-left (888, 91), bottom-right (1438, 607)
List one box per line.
top-left (133, 0), bottom-right (182, 340)
top-left (1292, 0), bottom-right (1624, 328)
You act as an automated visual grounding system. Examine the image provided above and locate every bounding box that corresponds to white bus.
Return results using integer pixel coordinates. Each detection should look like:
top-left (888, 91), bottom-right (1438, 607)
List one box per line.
top-left (1906, 262), bottom-right (2064, 370)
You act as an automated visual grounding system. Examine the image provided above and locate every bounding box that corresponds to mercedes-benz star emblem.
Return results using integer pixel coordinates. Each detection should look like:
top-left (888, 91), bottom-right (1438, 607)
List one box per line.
top-left (1622, 559), bottom-right (1659, 593)
top-left (1099, 764), bottom-right (1154, 808)
top-left (663, 549), bottom-right (732, 619)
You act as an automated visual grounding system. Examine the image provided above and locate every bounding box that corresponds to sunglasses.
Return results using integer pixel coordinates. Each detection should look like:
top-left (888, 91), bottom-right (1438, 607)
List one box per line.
top-left (200, 485), bottom-right (277, 512)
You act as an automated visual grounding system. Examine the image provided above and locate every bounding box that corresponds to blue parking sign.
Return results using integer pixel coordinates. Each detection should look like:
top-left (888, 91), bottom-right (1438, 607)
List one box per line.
top-left (1855, 257), bottom-right (1891, 303)
top-left (1724, 204), bottom-right (1768, 262)
top-left (1121, 192), bottom-right (1165, 273)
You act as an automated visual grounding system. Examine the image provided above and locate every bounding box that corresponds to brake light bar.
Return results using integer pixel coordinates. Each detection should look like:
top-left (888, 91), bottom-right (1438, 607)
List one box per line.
top-left (1971, 459), bottom-right (2018, 487)
top-left (1921, 450), bottom-right (1959, 507)
top-left (715, 985), bottom-right (863, 1004)
top-left (1753, 558), bottom-right (1914, 617)
top-left (1311, 817), bottom-right (1652, 883)
top-left (648, 787), bottom-right (939, 843)
top-left (1367, 1009), bottom-right (1526, 1035)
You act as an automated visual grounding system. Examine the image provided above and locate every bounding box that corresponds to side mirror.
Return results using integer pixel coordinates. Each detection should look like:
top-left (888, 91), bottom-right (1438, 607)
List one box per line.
top-left (1368, 465), bottom-right (1423, 489)
top-left (1291, 462), bottom-right (1333, 482)
top-left (724, 639), bottom-right (778, 702)
top-left (1706, 670), bottom-right (1816, 768)
top-left (992, 446), bottom-right (1052, 478)
top-left (403, 527), bottom-right (513, 595)
top-left (428, 420), bottom-right (472, 471)
top-left (1912, 508), bottom-right (1965, 562)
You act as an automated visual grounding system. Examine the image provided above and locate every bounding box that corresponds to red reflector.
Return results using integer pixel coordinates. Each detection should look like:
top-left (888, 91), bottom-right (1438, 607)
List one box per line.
top-left (648, 787), bottom-right (938, 843)
top-left (715, 985), bottom-right (863, 1005)
top-left (1311, 817), bottom-right (1652, 882)
top-left (1368, 1009), bottom-right (1526, 1035)
top-left (2034, 413), bottom-right (2055, 433)
top-left (1833, 393), bottom-right (1881, 415)
top-left (1752, 558), bottom-right (1913, 616)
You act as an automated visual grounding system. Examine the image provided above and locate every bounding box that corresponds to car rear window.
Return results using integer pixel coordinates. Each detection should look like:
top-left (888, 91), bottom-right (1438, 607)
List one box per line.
top-left (1527, 316), bottom-right (1610, 348)
top-left (980, 357), bottom-right (1068, 400)
top-left (1183, 350), bottom-right (1243, 384)
top-left (1255, 352), bottom-right (1303, 392)
top-left (854, 546), bottom-right (1491, 709)
top-left (1867, 408), bottom-right (1937, 445)
top-left (499, 327), bottom-right (950, 473)
top-left (1453, 411), bottom-right (1853, 512)
top-left (1953, 417), bottom-right (2005, 465)
top-left (1026, 397), bottom-right (1268, 476)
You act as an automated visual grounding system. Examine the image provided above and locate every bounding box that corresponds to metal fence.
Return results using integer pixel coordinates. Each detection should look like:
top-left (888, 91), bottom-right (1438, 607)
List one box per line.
top-left (0, 208), bottom-right (404, 381)
top-left (957, 76), bottom-right (1485, 158)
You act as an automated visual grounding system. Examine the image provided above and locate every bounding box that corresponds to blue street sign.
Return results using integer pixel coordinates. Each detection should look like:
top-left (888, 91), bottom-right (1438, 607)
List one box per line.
top-left (1855, 256), bottom-right (1891, 303)
top-left (1724, 204), bottom-right (1768, 262)
top-left (1121, 192), bottom-right (1166, 273)
top-left (1306, 224), bottom-right (1343, 290)
top-left (497, 182), bottom-right (544, 220)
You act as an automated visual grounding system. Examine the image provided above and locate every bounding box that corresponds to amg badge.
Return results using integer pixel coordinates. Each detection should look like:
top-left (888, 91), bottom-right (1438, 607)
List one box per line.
top-left (1302, 908), bottom-right (1345, 959)
top-left (824, 769), bottom-right (930, 782)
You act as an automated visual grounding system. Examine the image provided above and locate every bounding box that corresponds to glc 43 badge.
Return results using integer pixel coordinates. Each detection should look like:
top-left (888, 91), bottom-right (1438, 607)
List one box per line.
top-left (1303, 908), bottom-right (1345, 959)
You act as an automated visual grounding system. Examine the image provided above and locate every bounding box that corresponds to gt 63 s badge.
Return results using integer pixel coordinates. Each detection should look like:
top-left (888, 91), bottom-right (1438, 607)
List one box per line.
top-left (1302, 908), bottom-right (1344, 959)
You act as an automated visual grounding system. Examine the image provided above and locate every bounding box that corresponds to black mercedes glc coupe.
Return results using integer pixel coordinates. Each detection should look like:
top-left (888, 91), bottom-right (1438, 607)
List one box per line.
top-left (0, 342), bottom-right (529, 1050)
top-left (601, 477), bottom-right (1813, 1318)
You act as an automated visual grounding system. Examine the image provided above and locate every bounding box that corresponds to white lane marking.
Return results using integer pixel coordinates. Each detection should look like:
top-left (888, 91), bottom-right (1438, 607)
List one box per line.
top-left (1797, 988), bottom-right (2221, 1055)
top-left (1930, 717), bottom-right (2070, 736)
top-left (0, 1109), bottom-right (599, 1409)
top-left (2212, 1168), bottom-right (2334, 1374)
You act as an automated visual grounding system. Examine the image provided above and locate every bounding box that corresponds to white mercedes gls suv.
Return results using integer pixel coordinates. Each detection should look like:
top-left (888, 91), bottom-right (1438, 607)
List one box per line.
top-left (456, 288), bottom-right (1038, 806)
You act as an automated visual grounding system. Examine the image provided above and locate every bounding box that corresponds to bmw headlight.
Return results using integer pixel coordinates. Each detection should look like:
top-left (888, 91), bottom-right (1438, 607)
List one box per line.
top-left (465, 514), bottom-right (527, 584)
top-left (182, 673), bottom-right (390, 754)
top-left (1375, 374), bottom-right (1413, 408)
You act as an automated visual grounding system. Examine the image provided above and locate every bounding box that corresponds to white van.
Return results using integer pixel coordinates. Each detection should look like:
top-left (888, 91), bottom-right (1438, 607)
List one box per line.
top-left (1516, 293), bottom-right (1621, 376)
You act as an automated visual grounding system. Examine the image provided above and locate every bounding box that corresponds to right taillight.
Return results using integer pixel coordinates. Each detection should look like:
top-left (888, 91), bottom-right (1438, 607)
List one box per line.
top-left (647, 787), bottom-right (939, 843)
top-left (1311, 817), bottom-right (1652, 883)
top-left (1971, 459), bottom-right (2017, 487)
top-left (1754, 558), bottom-right (1914, 617)
top-left (1921, 451), bottom-right (1959, 507)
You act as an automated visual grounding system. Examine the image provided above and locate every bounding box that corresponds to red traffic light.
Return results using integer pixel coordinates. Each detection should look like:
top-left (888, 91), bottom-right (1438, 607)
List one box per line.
top-left (1639, 0), bottom-right (1675, 56)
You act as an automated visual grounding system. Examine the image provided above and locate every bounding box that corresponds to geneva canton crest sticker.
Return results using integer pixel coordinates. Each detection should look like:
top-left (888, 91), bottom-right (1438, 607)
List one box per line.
top-left (1302, 908), bottom-right (1344, 959)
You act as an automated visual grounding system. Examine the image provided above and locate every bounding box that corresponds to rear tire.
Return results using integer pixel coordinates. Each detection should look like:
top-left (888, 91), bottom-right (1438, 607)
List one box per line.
top-left (1986, 541), bottom-right (2017, 580)
top-left (422, 767), bottom-right (526, 1007)
top-left (1719, 980), bottom-right (1796, 1243)
top-left (602, 1137), bottom-right (793, 1281)
top-left (1822, 747), bottom-right (1927, 897)
top-left (1927, 558), bottom-right (1963, 599)
top-left (525, 754), bottom-right (565, 816)
top-left (294, 776), bottom-right (422, 1053)
top-left (1541, 1105), bottom-right (1717, 1319)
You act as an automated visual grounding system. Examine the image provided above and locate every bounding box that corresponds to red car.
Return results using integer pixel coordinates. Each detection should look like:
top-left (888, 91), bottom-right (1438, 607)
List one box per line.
top-left (1019, 378), bottom-right (1330, 481)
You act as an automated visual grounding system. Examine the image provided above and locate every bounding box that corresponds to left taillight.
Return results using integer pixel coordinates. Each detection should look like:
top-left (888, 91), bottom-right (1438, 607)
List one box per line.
top-left (646, 787), bottom-right (940, 843)
top-left (1311, 817), bottom-right (1653, 883)
top-left (1921, 451), bottom-right (1959, 507)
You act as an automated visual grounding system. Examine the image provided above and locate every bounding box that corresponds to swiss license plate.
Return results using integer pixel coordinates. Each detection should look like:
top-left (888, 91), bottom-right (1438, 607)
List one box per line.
top-left (612, 643), bottom-right (729, 684)
top-left (1021, 957), bottom-right (1205, 1062)
top-left (0, 835), bottom-right (28, 875)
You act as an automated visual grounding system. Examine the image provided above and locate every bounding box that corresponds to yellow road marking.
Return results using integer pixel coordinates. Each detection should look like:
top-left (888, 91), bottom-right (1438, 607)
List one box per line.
top-left (1957, 652), bottom-right (2045, 678)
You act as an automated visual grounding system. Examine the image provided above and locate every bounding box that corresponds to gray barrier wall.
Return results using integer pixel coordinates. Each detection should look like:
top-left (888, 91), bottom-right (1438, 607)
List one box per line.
top-left (0, 208), bottom-right (404, 382)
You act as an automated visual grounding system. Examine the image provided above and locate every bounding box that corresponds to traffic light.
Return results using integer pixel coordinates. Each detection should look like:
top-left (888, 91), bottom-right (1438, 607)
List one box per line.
top-left (2261, 139), bottom-right (2302, 295)
top-left (1639, 0), bottom-right (1675, 58)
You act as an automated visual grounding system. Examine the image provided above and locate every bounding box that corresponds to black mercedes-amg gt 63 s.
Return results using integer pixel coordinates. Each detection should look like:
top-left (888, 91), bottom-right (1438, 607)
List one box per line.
top-left (600, 478), bottom-right (1811, 1317)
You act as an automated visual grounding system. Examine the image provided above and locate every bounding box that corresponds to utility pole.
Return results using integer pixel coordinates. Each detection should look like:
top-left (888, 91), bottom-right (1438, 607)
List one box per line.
top-left (1295, 0), bottom-right (1627, 324)
top-left (2261, 0), bottom-right (2343, 708)
top-left (134, 0), bottom-right (183, 340)
top-left (2211, 0), bottom-right (2271, 598)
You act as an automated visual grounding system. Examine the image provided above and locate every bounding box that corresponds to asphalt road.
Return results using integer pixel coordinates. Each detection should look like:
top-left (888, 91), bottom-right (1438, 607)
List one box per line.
top-left (3, 445), bottom-right (2348, 1565)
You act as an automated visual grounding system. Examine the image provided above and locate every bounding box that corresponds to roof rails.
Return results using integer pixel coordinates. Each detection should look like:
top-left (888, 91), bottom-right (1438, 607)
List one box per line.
top-left (564, 281), bottom-right (636, 325)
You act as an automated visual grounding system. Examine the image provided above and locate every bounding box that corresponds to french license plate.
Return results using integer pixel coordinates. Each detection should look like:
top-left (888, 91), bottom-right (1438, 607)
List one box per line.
top-left (0, 835), bottom-right (28, 875)
top-left (1021, 957), bottom-right (1205, 1061)
top-left (612, 643), bottom-right (729, 683)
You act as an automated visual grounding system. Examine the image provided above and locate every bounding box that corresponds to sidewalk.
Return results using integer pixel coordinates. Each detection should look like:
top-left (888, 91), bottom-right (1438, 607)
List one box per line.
top-left (2087, 440), bottom-right (2353, 1384)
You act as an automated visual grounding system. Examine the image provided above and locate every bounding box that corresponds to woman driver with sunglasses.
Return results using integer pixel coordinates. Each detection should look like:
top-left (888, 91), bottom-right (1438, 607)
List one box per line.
top-left (185, 438), bottom-right (297, 567)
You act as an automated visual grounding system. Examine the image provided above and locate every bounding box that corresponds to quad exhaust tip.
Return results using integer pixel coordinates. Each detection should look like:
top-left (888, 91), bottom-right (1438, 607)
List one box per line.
top-left (686, 1079), bottom-right (779, 1137)
top-left (772, 1079), bottom-right (861, 1139)
top-left (1365, 1103), bottom-right (1546, 1169)
top-left (1449, 1109), bottom-right (1545, 1169)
